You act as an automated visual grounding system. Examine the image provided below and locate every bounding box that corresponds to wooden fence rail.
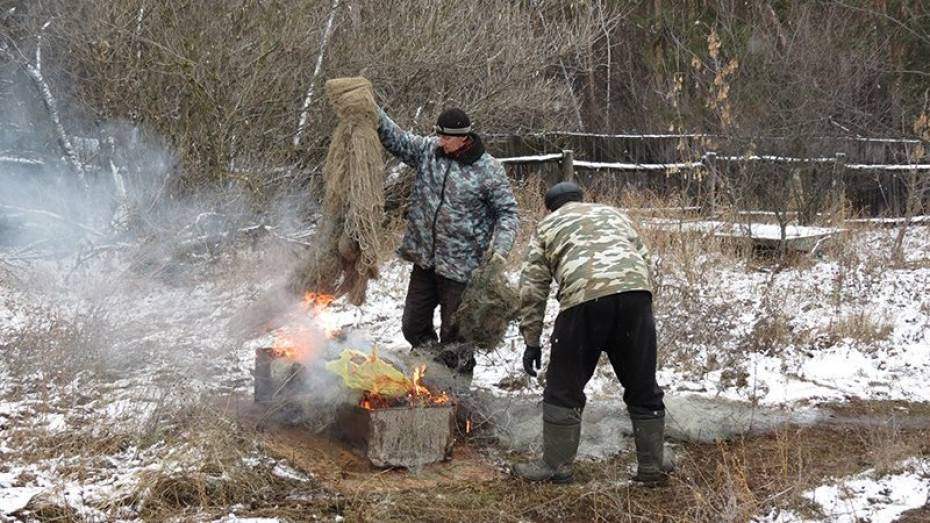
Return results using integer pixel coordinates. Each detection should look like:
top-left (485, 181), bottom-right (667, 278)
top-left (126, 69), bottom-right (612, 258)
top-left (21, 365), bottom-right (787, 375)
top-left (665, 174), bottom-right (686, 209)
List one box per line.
top-left (498, 148), bottom-right (930, 218)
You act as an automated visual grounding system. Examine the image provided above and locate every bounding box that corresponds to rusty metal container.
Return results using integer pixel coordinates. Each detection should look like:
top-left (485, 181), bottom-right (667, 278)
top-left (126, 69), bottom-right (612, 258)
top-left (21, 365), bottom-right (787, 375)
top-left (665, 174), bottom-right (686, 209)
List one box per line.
top-left (338, 404), bottom-right (455, 468)
top-left (254, 347), bottom-right (305, 403)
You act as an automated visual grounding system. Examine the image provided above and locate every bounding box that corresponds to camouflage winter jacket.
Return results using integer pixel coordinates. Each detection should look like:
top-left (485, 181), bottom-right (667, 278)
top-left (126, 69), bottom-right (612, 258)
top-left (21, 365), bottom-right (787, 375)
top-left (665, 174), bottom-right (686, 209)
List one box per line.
top-left (377, 109), bottom-right (519, 283)
top-left (519, 202), bottom-right (653, 347)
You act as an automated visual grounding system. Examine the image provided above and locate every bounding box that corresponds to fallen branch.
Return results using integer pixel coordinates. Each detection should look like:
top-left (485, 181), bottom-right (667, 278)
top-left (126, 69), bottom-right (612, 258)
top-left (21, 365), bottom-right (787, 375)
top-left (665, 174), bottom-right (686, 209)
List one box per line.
top-left (0, 204), bottom-right (103, 237)
top-left (0, 156), bottom-right (44, 167)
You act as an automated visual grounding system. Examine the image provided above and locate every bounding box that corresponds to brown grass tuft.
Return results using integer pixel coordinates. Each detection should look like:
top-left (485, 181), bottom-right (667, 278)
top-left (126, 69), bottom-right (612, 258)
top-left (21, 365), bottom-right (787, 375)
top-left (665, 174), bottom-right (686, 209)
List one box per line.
top-left (824, 311), bottom-right (894, 348)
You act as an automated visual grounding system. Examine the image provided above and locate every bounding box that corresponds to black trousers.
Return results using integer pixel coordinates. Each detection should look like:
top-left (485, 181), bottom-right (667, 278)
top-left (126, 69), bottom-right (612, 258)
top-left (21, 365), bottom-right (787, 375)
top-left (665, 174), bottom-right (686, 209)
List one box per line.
top-left (401, 265), bottom-right (475, 372)
top-left (544, 291), bottom-right (665, 417)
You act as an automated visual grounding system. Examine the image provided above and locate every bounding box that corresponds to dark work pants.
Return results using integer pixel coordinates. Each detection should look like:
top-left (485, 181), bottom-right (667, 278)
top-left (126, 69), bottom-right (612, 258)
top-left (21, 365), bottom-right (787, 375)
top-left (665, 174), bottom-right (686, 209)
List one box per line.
top-left (401, 265), bottom-right (474, 372)
top-left (544, 291), bottom-right (665, 417)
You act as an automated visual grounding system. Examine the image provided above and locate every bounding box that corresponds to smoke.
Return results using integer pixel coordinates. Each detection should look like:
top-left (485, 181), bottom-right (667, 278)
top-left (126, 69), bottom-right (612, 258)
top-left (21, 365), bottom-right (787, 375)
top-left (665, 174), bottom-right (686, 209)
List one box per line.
top-left (0, 50), bottom-right (325, 406)
top-left (0, 66), bottom-right (171, 248)
top-left (0, 60), bottom-right (319, 256)
top-left (1, 41), bottom-right (454, 440)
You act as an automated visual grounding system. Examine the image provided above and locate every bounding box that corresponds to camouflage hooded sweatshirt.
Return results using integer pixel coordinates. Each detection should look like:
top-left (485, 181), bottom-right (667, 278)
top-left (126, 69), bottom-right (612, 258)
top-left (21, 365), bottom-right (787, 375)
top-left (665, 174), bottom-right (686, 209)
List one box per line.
top-left (519, 202), bottom-right (653, 347)
top-left (377, 109), bottom-right (519, 283)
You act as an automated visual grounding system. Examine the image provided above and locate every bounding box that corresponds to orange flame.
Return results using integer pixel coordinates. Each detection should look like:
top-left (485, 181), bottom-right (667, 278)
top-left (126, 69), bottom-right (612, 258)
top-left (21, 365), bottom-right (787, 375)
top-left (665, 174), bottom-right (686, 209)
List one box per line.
top-left (357, 354), bottom-right (451, 410)
top-left (269, 292), bottom-right (340, 360)
top-left (303, 292), bottom-right (335, 314)
top-left (304, 292), bottom-right (341, 339)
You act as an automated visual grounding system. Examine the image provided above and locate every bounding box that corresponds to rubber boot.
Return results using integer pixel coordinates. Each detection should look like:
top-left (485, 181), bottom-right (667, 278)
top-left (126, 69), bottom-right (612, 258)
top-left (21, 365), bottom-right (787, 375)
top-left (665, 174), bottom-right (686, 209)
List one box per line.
top-left (630, 411), bottom-right (668, 485)
top-left (512, 403), bottom-right (582, 483)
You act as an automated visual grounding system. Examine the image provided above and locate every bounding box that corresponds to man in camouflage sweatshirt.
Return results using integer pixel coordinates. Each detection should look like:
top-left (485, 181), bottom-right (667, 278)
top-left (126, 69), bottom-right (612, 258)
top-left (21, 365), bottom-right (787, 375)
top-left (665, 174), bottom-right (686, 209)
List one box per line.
top-left (377, 106), bottom-right (519, 377)
top-left (512, 181), bottom-right (668, 485)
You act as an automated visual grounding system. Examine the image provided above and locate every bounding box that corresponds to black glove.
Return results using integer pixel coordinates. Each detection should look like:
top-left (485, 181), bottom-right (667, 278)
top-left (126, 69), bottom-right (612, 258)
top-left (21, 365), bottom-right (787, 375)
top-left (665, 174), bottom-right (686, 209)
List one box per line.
top-left (522, 345), bottom-right (541, 377)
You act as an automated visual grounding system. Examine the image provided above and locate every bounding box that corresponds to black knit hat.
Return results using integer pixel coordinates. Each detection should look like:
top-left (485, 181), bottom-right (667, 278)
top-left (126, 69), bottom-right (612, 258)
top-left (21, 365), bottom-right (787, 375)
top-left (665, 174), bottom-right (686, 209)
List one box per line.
top-left (545, 181), bottom-right (584, 211)
top-left (435, 108), bottom-right (472, 136)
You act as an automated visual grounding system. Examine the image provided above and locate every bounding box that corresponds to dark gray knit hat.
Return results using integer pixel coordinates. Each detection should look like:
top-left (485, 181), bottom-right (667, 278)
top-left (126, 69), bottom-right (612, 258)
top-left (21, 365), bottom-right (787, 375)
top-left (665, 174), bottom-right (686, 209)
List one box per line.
top-left (545, 181), bottom-right (584, 211)
top-left (434, 108), bottom-right (472, 135)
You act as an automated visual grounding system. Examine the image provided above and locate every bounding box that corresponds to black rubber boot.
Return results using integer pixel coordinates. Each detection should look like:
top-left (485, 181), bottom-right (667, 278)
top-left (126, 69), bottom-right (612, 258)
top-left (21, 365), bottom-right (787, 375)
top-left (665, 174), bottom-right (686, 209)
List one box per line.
top-left (630, 411), bottom-right (668, 486)
top-left (512, 403), bottom-right (582, 483)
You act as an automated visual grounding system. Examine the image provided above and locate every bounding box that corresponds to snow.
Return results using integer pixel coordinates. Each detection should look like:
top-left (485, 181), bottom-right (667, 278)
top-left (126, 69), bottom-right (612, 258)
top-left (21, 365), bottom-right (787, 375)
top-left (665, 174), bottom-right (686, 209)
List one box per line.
top-left (574, 159), bottom-right (702, 171)
top-left (646, 218), bottom-right (840, 241)
top-left (497, 149), bottom-right (930, 172)
top-left (715, 154), bottom-right (836, 163)
top-left (0, 486), bottom-right (42, 516)
top-left (271, 461), bottom-right (312, 483)
top-left (806, 461), bottom-right (930, 522)
top-left (212, 517), bottom-right (281, 523)
top-left (0, 156), bottom-right (44, 167)
top-left (1, 220), bottom-right (929, 519)
top-left (498, 152), bottom-right (564, 163)
top-left (848, 163), bottom-right (930, 171)
top-left (846, 215), bottom-right (930, 225)
top-left (755, 459), bottom-right (930, 522)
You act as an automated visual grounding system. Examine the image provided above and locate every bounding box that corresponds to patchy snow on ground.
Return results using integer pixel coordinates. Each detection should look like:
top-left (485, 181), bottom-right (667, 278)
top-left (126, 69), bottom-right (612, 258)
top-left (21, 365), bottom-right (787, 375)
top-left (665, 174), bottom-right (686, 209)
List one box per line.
top-left (756, 458), bottom-right (930, 523)
top-left (0, 223), bottom-right (929, 520)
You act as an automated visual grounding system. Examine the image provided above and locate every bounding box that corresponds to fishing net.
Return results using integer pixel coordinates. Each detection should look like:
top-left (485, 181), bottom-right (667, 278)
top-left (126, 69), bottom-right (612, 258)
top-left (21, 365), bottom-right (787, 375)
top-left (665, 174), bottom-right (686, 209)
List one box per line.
top-left (451, 256), bottom-right (519, 351)
top-left (289, 77), bottom-right (386, 305)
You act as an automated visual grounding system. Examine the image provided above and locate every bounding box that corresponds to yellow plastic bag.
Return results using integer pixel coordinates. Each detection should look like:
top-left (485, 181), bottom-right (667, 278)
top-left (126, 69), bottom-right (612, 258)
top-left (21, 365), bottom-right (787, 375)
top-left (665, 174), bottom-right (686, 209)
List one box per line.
top-left (325, 347), bottom-right (411, 398)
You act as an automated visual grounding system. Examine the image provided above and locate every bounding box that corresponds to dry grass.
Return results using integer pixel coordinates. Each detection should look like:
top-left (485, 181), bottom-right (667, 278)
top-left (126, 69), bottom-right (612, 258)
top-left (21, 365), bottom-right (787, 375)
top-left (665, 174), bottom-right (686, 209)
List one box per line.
top-left (127, 400), bottom-right (338, 521)
top-left (823, 311), bottom-right (894, 348)
top-left (321, 421), bottom-right (928, 522)
top-left (507, 174), bottom-right (547, 267)
top-left (0, 304), bottom-right (116, 387)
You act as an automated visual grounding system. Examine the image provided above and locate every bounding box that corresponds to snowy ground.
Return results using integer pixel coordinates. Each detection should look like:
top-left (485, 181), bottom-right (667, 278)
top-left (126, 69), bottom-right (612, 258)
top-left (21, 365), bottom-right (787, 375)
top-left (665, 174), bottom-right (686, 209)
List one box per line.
top-left (758, 458), bottom-right (930, 523)
top-left (1, 224), bottom-right (929, 520)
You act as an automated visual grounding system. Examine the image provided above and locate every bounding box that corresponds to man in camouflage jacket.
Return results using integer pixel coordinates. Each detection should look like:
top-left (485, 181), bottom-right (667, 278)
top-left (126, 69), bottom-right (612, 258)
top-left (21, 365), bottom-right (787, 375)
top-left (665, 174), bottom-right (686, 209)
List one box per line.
top-left (377, 107), bottom-right (519, 375)
top-left (512, 181), bottom-right (668, 485)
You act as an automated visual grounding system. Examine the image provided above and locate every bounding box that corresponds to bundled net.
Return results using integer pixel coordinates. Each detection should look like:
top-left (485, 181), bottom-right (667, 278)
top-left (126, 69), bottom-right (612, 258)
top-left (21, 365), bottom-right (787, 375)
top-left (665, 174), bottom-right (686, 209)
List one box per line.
top-left (451, 256), bottom-right (519, 351)
top-left (289, 77), bottom-right (385, 305)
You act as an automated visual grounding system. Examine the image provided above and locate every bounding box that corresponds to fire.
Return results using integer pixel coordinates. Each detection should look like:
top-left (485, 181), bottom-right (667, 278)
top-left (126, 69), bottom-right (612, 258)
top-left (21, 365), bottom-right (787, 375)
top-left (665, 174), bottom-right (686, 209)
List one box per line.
top-left (466, 418), bottom-right (472, 434)
top-left (357, 365), bottom-right (450, 410)
top-left (326, 347), bottom-right (450, 410)
top-left (269, 292), bottom-right (339, 361)
top-left (303, 292), bottom-right (341, 339)
top-left (302, 292), bottom-right (335, 313)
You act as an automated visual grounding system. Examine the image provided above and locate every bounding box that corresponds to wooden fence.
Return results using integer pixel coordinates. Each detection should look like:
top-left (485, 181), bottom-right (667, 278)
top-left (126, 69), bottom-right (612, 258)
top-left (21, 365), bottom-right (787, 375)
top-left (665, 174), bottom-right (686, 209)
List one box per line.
top-left (488, 132), bottom-right (929, 218)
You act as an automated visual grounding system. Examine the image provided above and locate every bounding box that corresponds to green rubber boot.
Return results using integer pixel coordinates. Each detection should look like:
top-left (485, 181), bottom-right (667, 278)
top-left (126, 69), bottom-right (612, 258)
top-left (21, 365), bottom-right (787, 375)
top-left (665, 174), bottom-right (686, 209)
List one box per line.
top-left (630, 411), bottom-right (668, 486)
top-left (512, 403), bottom-right (582, 483)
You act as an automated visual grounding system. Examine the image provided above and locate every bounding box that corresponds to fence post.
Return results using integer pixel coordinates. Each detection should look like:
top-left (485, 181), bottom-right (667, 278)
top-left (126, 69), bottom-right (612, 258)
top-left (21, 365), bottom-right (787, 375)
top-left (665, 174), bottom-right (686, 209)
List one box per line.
top-left (701, 151), bottom-right (718, 215)
top-left (832, 152), bottom-right (847, 218)
top-left (560, 149), bottom-right (574, 182)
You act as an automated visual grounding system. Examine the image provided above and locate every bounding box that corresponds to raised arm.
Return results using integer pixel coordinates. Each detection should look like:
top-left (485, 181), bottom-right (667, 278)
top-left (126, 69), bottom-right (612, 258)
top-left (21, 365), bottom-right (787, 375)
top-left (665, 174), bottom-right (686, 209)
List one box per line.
top-left (377, 108), bottom-right (432, 168)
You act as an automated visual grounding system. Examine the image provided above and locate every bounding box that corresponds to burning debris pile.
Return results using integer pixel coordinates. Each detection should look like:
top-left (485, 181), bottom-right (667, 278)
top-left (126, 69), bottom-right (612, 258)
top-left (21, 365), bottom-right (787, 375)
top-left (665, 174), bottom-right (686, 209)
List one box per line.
top-left (325, 347), bottom-right (450, 410)
top-left (253, 292), bottom-right (342, 404)
top-left (325, 347), bottom-right (456, 468)
top-left (251, 290), bottom-right (459, 468)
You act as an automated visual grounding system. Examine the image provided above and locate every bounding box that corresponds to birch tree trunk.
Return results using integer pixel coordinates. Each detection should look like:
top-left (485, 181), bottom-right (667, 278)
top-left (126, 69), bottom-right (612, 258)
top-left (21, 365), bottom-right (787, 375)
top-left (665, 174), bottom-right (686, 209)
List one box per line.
top-left (293, 0), bottom-right (342, 147)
